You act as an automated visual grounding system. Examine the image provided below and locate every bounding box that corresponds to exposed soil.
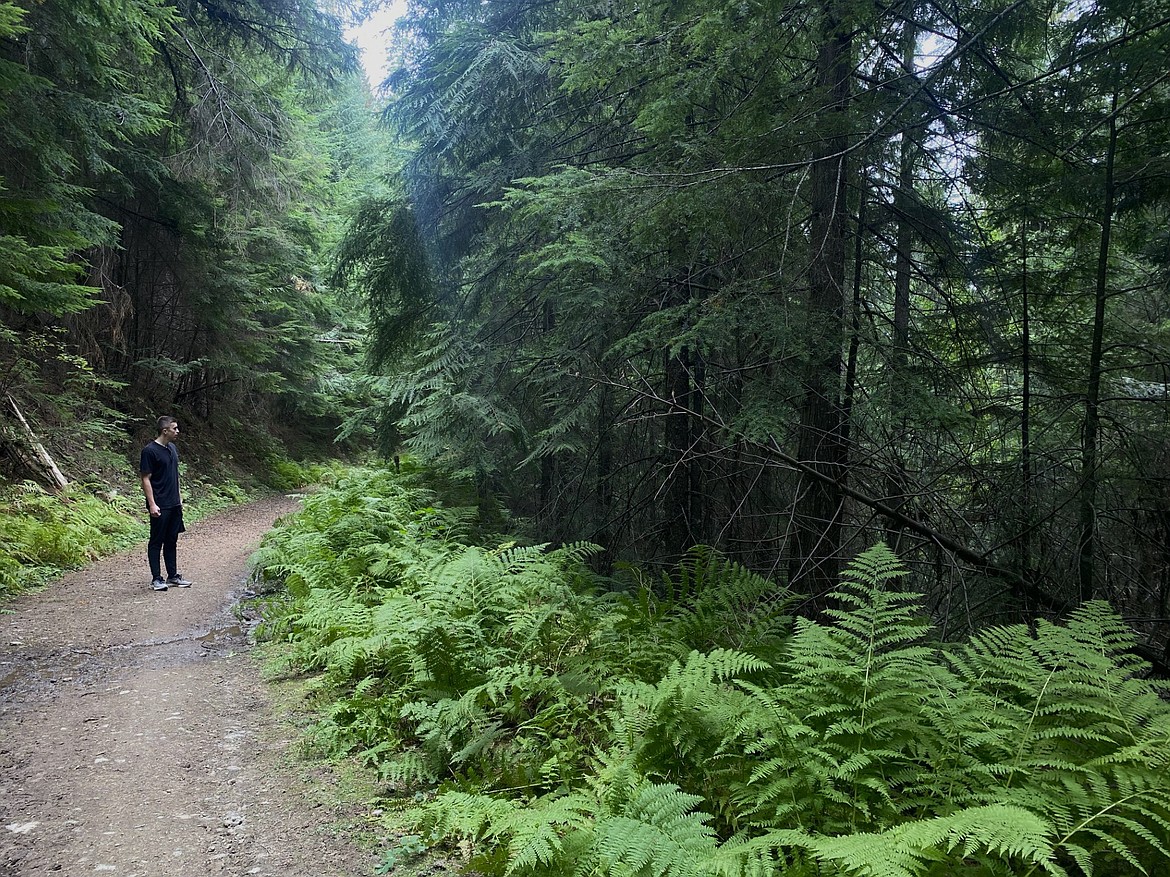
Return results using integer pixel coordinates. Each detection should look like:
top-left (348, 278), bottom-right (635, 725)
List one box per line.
top-left (0, 495), bottom-right (378, 876)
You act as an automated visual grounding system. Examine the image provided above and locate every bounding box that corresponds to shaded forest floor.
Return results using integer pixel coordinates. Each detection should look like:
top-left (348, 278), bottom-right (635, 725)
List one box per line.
top-left (0, 495), bottom-right (378, 876)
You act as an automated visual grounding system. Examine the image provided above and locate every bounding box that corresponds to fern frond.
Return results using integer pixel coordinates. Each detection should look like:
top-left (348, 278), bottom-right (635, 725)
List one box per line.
top-left (1021, 770), bottom-right (1170, 877)
top-left (747, 544), bottom-right (945, 831)
top-left (381, 749), bottom-right (440, 788)
top-left (951, 600), bottom-right (1170, 783)
top-left (589, 782), bottom-right (717, 877)
top-left (420, 789), bottom-right (595, 876)
top-left (610, 546), bottom-right (796, 678)
top-left (498, 793), bottom-right (595, 875)
top-left (720, 805), bottom-right (1062, 877)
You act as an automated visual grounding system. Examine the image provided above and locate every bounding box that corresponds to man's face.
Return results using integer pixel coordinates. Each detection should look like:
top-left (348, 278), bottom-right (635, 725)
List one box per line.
top-left (163, 422), bottom-right (180, 443)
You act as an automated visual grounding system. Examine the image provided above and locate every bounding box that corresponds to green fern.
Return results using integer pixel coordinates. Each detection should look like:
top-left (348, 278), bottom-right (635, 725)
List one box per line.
top-left (946, 600), bottom-right (1170, 874)
top-left (588, 782), bottom-right (718, 877)
top-left (0, 481), bottom-right (143, 596)
top-left (735, 543), bottom-right (942, 832)
top-left (381, 749), bottom-right (440, 788)
top-left (718, 804), bottom-right (1061, 877)
top-left (254, 477), bottom-right (1170, 877)
top-left (421, 788), bottom-right (596, 876)
top-left (603, 649), bottom-right (771, 836)
top-left (1029, 770), bottom-right (1170, 877)
top-left (605, 547), bottom-right (796, 684)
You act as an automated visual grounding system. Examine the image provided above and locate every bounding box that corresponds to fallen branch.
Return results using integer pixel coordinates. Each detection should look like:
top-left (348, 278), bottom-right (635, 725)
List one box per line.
top-left (5, 393), bottom-right (69, 491)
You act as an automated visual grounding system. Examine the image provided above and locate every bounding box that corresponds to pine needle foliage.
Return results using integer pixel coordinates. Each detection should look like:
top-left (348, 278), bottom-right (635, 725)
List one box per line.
top-left (254, 476), bottom-right (1170, 877)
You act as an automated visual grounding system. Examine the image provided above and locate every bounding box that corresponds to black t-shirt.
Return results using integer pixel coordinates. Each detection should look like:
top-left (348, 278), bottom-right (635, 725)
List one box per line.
top-left (140, 441), bottom-right (181, 508)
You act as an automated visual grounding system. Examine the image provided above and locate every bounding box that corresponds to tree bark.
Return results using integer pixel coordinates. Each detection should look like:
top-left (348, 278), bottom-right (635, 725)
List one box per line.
top-left (1077, 101), bottom-right (1118, 603)
top-left (664, 343), bottom-right (695, 558)
top-left (885, 17), bottom-right (918, 551)
top-left (790, 0), bottom-right (851, 595)
top-left (595, 381), bottom-right (615, 572)
top-left (1019, 219), bottom-right (1034, 585)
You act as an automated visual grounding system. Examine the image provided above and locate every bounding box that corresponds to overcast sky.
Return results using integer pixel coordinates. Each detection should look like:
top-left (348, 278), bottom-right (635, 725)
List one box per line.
top-left (345, 0), bottom-right (407, 91)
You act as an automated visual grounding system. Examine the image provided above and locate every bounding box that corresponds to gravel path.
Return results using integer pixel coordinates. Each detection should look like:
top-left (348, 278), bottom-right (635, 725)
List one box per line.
top-left (0, 495), bottom-right (376, 876)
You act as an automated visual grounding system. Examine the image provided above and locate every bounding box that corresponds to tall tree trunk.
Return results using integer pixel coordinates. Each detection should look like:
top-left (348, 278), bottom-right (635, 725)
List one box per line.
top-left (1019, 219), bottom-right (1033, 585)
top-left (891, 14), bottom-right (915, 363)
top-left (841, 175), bottom-right (866, 448)
top-left (664, 343), bottom-right (694, 558)
top-left (540, 455), bottom-right (557, 537)
top-left (1077, 100), bottom-right (1118, 603)
top-left (885, 15), bottom-right (918, 551)
top-left (596, 381), bottom-right (615, 573)
top-left (539, 298), bottom-right (560, 539)
top-left (688, 345), bottom-right (707, 542)
top-left (790, 0), bottom-right (851, 596)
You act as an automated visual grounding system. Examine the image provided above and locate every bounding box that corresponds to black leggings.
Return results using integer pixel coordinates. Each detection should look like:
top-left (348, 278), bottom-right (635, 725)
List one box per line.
top-left (147, 506), bottom-right (185, 579)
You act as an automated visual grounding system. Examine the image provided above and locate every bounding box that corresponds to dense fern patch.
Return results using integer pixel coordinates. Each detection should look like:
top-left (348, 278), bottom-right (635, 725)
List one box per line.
top-left (252, 467), bottom-right (1170, 877)
top-left (0, 481), bottom-right (144, 596)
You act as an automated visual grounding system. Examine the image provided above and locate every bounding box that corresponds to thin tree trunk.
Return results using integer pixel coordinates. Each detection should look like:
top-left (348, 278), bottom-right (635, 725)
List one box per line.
top-left (1019, 219), bottom-right (1033, 585)
top-left (540, 298), bottom-right (559, 539)
top-left (596, 381), bottom-right (614, 572)
top-left (1077, 101), bottom-right (1118, 603)
top-left (689, 345), bottom-right (707, 542)
top-left (790, 0), bottom-right (851, 596)
top-left (883, 12), bottom-right (920, 552)
top-left (841, 173), bottom-right (866, 446)
top-left (664, 343), bottom-right (694, 558)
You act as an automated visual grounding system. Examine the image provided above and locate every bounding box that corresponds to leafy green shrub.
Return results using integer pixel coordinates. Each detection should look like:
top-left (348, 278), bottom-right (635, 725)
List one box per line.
top-left (418, 546), bottom-right (1169, 877)
top-left (182, 473), bottom-right (251, 517)
top-left (253, 472), bottom-right (1170, 877)
top-left (264, 458), bottom-right (332, 490)
top-left (252, 468), bottom-right (794, 792)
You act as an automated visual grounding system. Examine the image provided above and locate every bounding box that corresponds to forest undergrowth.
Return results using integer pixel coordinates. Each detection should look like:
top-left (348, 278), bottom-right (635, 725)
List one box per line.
top-left (250, 465), bottom-right (1170, 877)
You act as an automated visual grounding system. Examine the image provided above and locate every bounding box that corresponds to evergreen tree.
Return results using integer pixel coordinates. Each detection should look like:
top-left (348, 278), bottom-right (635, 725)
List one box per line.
top-left (0, 0), bottom-right (383, 481)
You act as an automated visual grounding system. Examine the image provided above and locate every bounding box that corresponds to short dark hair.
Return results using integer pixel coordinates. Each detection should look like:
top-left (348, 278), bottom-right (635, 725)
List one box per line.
top-left (156, 415), bottom-right (177, 434)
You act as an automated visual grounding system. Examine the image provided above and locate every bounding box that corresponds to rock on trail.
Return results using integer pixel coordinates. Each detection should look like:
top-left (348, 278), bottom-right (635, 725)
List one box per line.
top-left (0, 495), bottom-right (374, 876)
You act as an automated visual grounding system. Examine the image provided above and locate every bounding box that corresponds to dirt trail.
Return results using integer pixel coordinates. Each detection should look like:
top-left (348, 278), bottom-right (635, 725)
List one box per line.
top-left (0, 495), bottom-right (376, 876)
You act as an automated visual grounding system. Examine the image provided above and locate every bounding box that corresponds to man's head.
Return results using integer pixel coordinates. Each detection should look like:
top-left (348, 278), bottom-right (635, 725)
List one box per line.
top-left (156, 416), bottom-right (180, 443)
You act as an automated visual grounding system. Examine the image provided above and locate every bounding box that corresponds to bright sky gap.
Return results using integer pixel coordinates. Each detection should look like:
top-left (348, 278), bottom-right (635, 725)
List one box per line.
top-left (345, 0), bottom-right (408, 90)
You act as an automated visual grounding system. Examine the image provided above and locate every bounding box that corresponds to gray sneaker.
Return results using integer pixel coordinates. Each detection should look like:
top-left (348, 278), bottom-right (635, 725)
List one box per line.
top-left (152, 578), bottom-right (168, 591)
top-left (166, 574), bottom-right (193, 588)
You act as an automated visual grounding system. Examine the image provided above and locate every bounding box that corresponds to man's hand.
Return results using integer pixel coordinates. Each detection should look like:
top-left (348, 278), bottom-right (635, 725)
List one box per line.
top-left (148, 503), bottom-right (161, 517)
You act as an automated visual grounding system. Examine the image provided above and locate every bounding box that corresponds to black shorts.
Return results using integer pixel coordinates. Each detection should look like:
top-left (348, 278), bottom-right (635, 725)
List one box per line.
top-left (149, 506), bottom-right (186, 542)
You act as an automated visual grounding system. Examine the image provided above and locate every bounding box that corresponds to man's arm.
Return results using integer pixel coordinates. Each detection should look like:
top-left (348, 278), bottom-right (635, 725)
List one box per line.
top-left (141, 472), bottom-right (160, 517)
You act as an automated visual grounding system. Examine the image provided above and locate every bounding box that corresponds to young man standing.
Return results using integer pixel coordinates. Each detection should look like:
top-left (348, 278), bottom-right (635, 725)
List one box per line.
top-left (140, 415), bottom-right (194, 592)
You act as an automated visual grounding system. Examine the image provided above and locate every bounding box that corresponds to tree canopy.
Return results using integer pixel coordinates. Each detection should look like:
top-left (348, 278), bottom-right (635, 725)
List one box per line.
top-left (343, 0), bottom-right (1170, 662)
top-left (0, 0), bottom-right (384, 478)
